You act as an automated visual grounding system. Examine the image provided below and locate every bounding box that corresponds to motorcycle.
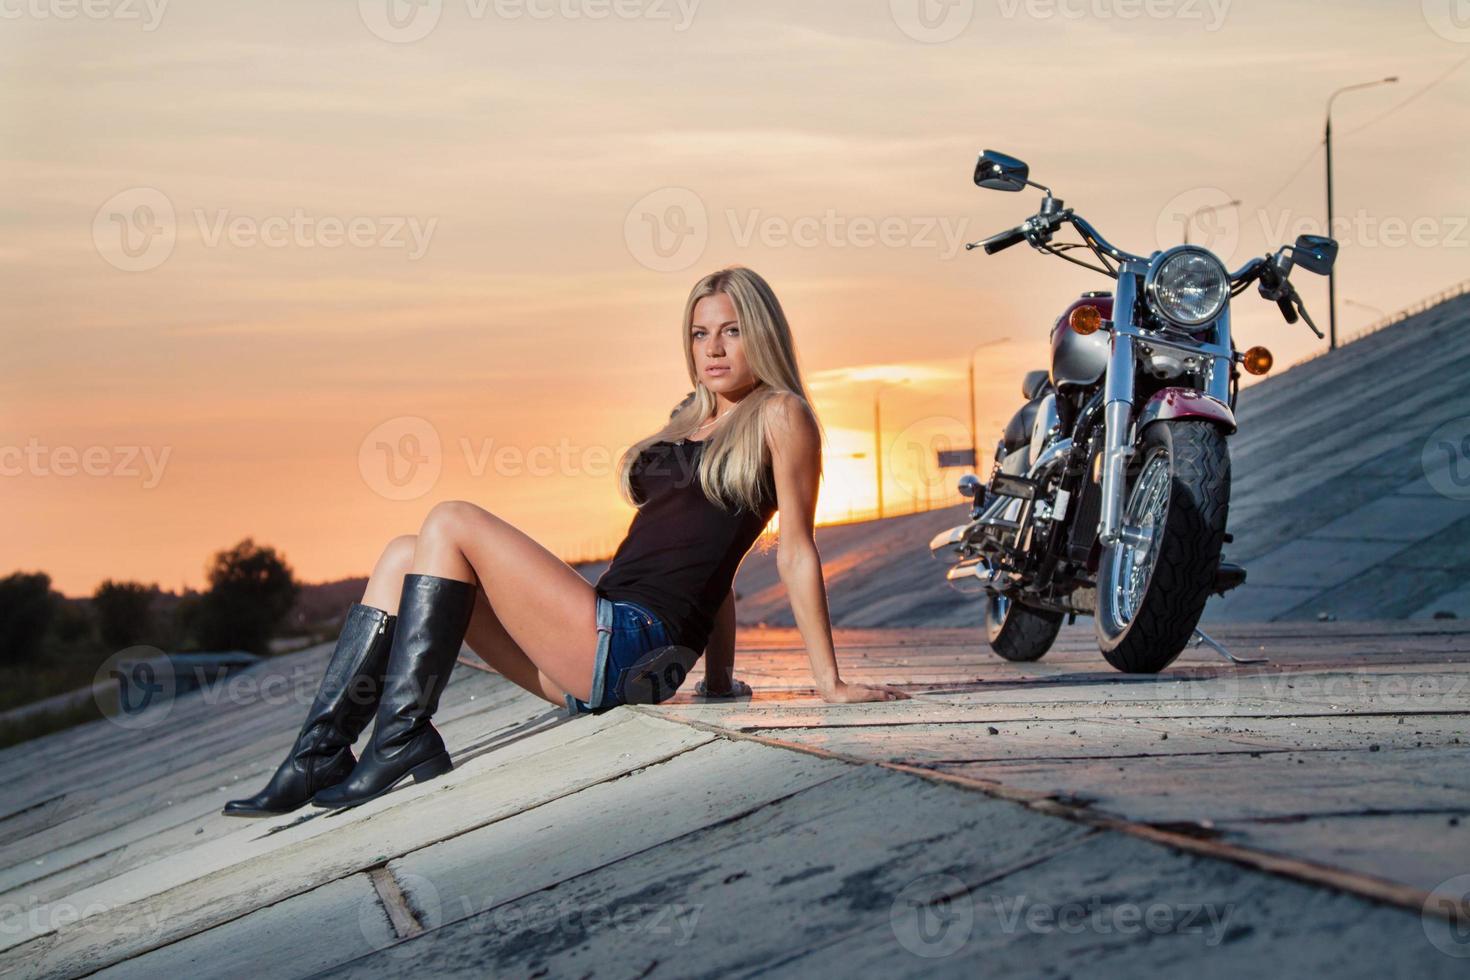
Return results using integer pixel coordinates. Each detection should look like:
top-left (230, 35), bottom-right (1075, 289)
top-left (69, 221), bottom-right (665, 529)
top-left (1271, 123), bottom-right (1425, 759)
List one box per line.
top-left (930, 150), bottom-right (1338, 673)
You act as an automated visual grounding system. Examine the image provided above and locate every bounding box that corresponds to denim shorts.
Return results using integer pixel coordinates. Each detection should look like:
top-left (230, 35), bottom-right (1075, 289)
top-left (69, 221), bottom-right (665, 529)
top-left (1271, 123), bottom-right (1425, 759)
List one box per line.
top-left (564, 596), bottom-right (698, 715)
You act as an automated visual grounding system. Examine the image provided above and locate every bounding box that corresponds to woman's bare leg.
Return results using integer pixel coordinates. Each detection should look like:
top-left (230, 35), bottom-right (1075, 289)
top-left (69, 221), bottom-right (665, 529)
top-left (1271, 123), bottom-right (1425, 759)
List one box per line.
top-left (361, 531), bottom-right (572, 706)
top-left (360, 534), bottom-right (417, 613)
top-left (408, 500), bottom-right (601, 703)
top-left (463, 588), bottom-right (570, 707)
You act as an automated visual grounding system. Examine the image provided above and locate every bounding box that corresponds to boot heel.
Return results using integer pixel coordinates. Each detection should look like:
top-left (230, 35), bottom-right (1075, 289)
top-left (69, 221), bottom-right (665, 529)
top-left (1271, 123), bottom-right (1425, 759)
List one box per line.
top-left (411, 751), bottom-right (453, 784)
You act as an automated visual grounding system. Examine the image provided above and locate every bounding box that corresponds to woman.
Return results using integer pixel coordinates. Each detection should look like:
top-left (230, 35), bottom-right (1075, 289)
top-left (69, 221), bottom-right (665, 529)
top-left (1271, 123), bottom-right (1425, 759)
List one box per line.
top-left (223, 266), bottom-right (907, 817)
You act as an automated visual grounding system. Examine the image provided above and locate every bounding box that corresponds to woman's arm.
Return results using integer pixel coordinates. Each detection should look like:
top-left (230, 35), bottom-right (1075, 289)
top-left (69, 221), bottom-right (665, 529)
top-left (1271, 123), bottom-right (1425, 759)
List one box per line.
top-left (765, 394), bottom-right (908, 704)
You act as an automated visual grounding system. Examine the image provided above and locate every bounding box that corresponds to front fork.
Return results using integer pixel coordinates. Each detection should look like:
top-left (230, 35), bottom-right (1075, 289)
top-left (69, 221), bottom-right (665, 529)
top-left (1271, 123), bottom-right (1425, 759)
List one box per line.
top-left (1096, 268), bottom-right (1234, 546)
top-left (1097, 273), bottom-right (1138, 547)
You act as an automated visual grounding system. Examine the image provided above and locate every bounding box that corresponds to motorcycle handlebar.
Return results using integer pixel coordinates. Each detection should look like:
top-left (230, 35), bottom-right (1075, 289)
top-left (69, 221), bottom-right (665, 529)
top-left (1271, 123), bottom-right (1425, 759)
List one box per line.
top-left (982, 225), bottom-right (1026, 254)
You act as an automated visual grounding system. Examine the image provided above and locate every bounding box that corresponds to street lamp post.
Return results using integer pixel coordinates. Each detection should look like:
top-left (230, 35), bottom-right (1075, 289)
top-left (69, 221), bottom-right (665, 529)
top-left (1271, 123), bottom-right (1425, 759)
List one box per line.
top-left (966, 337), bottom-right (1008, 468)
top-left (873, 379), bottom-right (909, 520)
top-left (1325, 76), bottom-right (1397, 350)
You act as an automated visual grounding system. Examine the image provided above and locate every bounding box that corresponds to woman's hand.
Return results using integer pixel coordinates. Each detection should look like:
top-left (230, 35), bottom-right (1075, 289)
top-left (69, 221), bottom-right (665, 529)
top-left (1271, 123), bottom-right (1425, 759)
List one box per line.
top-left (695, 677), bottom-right (752, 699)
top-left (818, 680), bottom-right (910, 704)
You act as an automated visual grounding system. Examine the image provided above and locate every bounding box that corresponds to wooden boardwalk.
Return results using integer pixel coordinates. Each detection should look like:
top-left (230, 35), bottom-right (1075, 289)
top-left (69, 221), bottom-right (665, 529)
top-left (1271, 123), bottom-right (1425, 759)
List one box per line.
top-left (0, 621), bottom-right (1466, 977)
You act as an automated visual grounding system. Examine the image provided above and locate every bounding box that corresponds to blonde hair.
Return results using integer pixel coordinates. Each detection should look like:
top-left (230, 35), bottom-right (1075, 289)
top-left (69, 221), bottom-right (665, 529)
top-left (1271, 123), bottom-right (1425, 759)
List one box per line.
top-left (616, 267), bottom-right (824, 530)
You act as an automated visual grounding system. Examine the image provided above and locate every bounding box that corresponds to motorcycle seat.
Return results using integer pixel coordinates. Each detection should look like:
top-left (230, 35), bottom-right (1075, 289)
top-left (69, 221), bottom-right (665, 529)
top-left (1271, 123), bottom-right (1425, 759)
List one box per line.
top-left (1001, 383), bottom-right (1054, 454)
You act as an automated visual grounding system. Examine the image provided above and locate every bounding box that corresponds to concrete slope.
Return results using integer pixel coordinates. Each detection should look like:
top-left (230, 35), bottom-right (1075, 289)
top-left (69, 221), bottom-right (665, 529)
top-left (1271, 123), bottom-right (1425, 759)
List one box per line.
top-left (1207, 290), bottom-right (1470, 621)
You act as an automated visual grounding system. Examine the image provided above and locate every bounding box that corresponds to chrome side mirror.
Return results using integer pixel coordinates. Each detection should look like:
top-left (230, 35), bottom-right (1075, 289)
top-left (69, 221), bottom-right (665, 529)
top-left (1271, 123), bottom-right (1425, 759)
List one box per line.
top-left (974, 150), bottom-right (1029, 192)
top-left (1291, 235), bottom-right (1338, 275)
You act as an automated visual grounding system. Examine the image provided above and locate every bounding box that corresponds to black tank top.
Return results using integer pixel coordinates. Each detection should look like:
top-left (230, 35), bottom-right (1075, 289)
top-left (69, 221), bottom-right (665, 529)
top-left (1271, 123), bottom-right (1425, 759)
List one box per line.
top-left (594, 437), bottom-right (777, 656)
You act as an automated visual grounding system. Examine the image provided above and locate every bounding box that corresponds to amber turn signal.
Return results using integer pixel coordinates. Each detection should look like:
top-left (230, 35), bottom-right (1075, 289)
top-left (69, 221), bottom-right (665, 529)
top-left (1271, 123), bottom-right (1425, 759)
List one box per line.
top-left (1242, 346), bottom-right (1273, 375)
top-left (1069, 305), bottom-right (1103, 335)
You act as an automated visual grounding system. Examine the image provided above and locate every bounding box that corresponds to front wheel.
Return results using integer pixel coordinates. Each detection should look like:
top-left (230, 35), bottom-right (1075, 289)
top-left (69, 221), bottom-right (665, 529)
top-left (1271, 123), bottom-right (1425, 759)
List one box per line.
top-left (1094, 420), bottom-right (1230, 673)
top-left (985, 592), bottom-right (1063, 662)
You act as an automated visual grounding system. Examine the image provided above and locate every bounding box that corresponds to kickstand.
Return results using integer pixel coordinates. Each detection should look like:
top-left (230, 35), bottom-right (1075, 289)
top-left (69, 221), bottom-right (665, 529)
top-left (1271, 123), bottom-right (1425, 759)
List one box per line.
top-left (1191, 627), bottom-right (1268, 665)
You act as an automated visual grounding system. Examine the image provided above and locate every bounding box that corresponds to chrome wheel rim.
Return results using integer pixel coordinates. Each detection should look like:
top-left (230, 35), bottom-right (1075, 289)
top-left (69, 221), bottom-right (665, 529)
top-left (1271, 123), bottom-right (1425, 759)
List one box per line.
top-left (1107, 449), bottom-right (1171, 628)
top-left (988, 592), bottom-right (1011, 624)
top-left (984, 586), bottom-right (1012, 643)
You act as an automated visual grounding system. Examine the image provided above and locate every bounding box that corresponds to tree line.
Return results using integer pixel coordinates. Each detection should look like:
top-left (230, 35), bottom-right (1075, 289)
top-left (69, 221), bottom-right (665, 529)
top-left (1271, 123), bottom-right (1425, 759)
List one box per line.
top-left (0, 538), bottom-right (300, 667)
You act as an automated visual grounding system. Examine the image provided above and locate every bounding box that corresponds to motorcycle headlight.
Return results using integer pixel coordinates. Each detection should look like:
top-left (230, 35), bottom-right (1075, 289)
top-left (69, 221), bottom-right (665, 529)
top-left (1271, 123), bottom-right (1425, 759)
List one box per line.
top-left (1145, 246), bottom-right (1229, 328)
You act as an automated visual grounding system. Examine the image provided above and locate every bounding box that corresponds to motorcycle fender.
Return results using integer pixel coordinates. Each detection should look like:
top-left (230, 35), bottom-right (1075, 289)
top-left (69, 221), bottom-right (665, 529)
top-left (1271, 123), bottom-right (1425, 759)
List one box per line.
top-left (1136, 388), bottom-right (1237, 435)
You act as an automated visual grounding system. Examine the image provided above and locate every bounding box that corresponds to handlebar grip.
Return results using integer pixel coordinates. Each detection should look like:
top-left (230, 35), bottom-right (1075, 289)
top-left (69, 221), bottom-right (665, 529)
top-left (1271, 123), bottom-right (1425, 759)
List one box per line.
top-left (982, 226), bottom-right (1026, 254)
top-left (1276, 294), bottom-right (1298, 324)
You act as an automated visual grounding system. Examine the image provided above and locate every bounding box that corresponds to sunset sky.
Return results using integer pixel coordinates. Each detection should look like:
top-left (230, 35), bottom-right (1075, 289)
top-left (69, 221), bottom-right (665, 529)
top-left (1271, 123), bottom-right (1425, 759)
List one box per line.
top-left (3, 0), bottom-right (1467, 596)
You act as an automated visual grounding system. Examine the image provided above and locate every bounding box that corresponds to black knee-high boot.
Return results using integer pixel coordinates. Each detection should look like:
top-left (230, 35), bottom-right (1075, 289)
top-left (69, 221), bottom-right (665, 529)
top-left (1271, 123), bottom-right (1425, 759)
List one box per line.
top-left (223, 603), bottom-right (396, 817)
top-left (311, 573), bottom-right (476, 809)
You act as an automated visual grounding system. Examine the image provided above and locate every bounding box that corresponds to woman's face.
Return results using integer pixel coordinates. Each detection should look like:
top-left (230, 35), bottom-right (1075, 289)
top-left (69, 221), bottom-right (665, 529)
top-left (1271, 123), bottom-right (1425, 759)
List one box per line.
top-left (691, 293), bottom-right (758, 399)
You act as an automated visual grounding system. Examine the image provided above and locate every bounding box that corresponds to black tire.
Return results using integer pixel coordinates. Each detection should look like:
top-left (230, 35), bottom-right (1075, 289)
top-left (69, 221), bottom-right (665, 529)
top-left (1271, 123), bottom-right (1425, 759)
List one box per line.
top-left (985, 593), bottom-right (1063, 662)
top-left (1095, 420), bottom-right (1230, 673)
